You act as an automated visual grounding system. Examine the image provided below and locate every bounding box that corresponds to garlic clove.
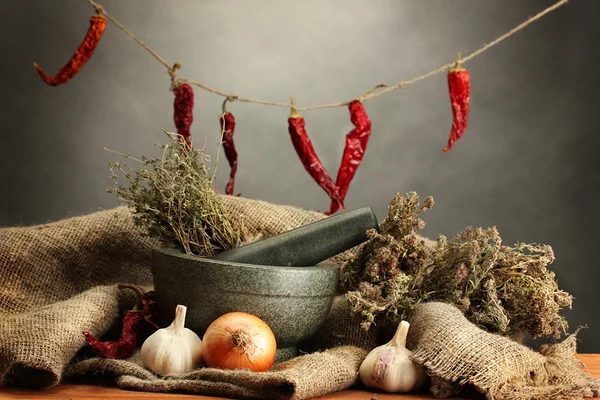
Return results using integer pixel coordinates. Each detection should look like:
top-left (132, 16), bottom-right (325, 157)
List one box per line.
top-left (359, 320), bottom-right (427, 393)
top-left (140, 304), bottom-right (203, 376)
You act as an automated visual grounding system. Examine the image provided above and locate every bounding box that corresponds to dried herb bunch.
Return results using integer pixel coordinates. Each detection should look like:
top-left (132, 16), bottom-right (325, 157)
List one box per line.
top-left (341, 192), bottom-right (572, 339)
top-left (105, 131), bottom-right (242, 256)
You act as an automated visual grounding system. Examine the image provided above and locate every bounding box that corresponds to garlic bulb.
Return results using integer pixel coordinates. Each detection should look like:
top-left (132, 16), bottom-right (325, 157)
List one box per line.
top-left (140, 304), bottom-right (202, 375)
top-left (359, 320), bottom-right (427, 393)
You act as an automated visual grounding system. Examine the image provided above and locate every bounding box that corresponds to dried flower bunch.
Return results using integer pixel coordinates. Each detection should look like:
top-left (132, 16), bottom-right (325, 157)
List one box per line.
top-left (106, 131), bottom-right (242, 256)
top-left (341, 192), bottom-right (572, 339)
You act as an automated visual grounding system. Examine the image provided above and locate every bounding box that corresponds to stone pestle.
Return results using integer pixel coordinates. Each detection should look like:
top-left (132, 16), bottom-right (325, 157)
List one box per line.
top-left (212, 207), bottom-right (379, 267)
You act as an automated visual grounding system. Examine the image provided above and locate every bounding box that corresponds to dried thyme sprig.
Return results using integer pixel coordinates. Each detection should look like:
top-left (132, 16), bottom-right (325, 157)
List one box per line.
top-left (103, 131), bottom-right (242, 256)
top-left (343, 192), bottom-right (572, 339)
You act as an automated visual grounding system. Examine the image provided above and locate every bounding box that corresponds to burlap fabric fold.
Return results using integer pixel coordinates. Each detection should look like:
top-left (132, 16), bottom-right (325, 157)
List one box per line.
top-left (64, 346), bottom-right (367, 400)
top-left (299, 295), bottom-right (378, 353)
top-left (407, 302), bottom-right (600, 400)
top-left (0, 195), bottom-right (372, 399)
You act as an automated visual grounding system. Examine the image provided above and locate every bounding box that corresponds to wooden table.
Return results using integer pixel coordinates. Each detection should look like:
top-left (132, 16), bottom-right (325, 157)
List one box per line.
top-left (1, 355), bottom-right (598, 400)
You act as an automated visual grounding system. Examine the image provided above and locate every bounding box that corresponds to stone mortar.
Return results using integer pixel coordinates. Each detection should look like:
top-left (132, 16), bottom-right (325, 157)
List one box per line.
top-left (151, 246), bottom-right (340, 363)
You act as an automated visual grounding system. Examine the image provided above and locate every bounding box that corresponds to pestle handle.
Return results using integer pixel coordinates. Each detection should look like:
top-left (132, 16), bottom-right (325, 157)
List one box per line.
top-left (212, 207), bottom-right (379, 267)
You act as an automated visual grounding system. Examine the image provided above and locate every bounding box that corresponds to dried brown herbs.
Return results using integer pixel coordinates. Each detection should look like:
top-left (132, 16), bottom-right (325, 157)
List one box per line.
top-left (342, 192), bottom-right (572, 339)
top-left (105, 131), bottom-right (242, 256)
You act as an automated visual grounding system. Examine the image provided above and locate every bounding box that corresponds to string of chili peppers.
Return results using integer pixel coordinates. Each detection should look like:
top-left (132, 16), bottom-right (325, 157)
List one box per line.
top-left (31, 5), bottom-right (473, 212)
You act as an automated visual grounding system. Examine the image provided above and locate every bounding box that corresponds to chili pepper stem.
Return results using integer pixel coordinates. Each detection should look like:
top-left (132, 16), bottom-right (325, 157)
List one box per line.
top-left (170, 62), bottom-right (181, 89)
top-left (222, 98), bottom-right (229, 114)
top-left (222, 96), bottom-right (238, 114)
top-left (116, 283), bottom-right (143, 311)
top-left (363, 84), bottom-right (387, 98)
top-left (452, 52), bottom-right (465, 72)
top-left (289, 97), bottom-right (302, 119)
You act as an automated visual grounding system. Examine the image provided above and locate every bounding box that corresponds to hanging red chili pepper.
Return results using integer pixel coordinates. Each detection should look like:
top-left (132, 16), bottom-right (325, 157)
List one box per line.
top-left (327, 100), bottom-right (369, 215)
top-left (82, 284), bottom-right (143, 359)
top-left (173, 79), bottom-right (194, 150)
top-left (219, 99), bottom-right (238, 195)
top-left (288, 98), bottom-right (344, 211)
top-left (444, 54), bottom-right (471, 152)
top-left (33, 11), bottom-right (107, 87)
top-left (327, 85), bottom-right (384, 215)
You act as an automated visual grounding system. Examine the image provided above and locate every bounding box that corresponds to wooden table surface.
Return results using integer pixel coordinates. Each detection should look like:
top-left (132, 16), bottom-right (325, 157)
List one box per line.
top-left (1, 355), bottom-right (598, 400)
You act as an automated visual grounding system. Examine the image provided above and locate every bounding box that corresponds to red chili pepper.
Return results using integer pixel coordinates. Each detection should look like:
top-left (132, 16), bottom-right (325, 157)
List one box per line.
top-left (328, 99), bottom-right (372, 215)
top-left (444, 55), bottom-right (470, 152)
top-left (82, 312), bottom-right (142, 359)
top-left (288, 99), bottom-right (344, 211)
top-left (33, 12), bottom-right (106, 87)
top-left (82, 284), bottom-right (143, 359)
top-left (173, 82), bottom-right (194, 149)
top-left (141, 290), bottom-right (161, 330)
top-left (220, 100), bottom-right (238, 195)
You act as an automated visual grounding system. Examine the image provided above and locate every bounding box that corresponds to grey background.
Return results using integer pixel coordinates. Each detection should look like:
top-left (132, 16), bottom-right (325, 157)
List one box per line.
top-left (1, 1), bottom-right (598, 350)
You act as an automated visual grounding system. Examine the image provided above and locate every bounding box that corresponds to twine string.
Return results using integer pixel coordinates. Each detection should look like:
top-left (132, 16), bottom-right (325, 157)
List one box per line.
top-left (89, 1), bottom-right (172, 71)
top-left (86, 0), bottom-right (570, 111)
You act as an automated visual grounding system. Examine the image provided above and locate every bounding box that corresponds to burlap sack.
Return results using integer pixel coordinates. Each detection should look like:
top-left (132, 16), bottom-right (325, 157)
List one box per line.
top-left (0, 195), bottom-right (367, 396)
top-left (0, 207), bottom-right (157, 314)
top-left (0, 205), bottom-right (156, 387)
top-left (64, 346), bottom-right (367, 400)
top-left (0, 285), bottom-right (138, 387)
top-left (299, 295), bottom-right (378, 353)
top-left (407, 302), bottom-right (600, 400)
top-left (223, 195), bottom-right (325, 239)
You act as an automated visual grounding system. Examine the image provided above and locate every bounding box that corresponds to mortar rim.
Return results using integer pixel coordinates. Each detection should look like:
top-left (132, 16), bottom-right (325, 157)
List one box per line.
top-left (152, 246), bottom-right (341, 272)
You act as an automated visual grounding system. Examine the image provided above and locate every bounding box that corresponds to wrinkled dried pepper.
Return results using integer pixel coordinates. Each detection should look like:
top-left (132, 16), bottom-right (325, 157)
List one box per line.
top-left (220, 100), bottom-right (238, 195)
top-left (82, 284), bottom-right (143, 359)
top-left (141, 290), bottom-right (161, 330)
top-left (288, 99), bottom-right (344, 211)
top-left (444, 55), bottom-right (470, 152)
top-left (33, 11), bottom-right (106, 87)
top-left (173, 82), bottom-right (195, 149)
top-left (328, 90), bottom-right (378, 215)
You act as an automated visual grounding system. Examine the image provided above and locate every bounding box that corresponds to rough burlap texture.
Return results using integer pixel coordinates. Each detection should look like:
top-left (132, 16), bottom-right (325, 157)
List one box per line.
top-left (408, 302), bottom-right (600, 400)
top-left (64, 346), bottom-right (368, 400)
top-left (0, 195), bottom-right (366, 398)
top-left (299, 295), bottom-right (378, 353)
